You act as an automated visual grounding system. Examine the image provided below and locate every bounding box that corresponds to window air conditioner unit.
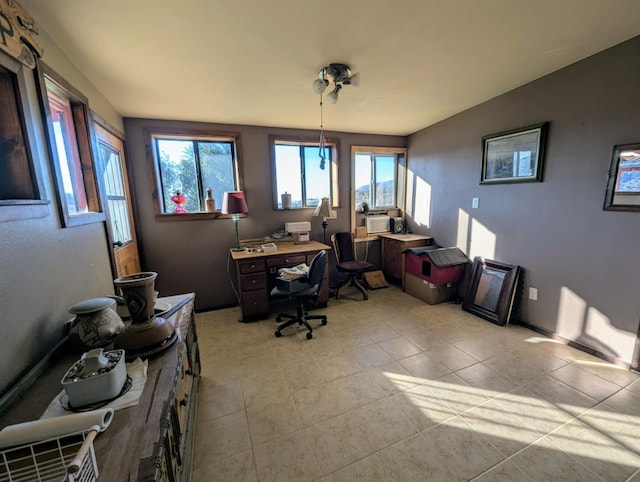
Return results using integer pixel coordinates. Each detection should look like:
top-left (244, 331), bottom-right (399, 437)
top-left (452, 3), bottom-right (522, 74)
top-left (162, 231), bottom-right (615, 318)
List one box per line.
top-left (365, 215), bottom-right (390, 234)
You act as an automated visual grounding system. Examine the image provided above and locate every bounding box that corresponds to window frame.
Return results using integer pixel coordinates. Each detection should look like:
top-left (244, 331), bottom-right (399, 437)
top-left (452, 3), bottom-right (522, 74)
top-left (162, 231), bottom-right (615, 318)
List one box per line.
top-left (0, 49), bottom-right (49, 222)
top-left (269, 135), bottom-right (339, 211)
top-left (36, 61), bottom-right (105, 227)
top-left (350, 145), bottom-right (407, 232)
top-left (144, 127), bottom-right (245, 221)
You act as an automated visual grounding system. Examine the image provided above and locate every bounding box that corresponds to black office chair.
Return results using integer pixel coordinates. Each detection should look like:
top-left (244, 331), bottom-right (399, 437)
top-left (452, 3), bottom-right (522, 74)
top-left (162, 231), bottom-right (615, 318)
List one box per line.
top-left (331, 232), bottom-right (373, 300)
top-left (270, 250), bottom-right (328, 339)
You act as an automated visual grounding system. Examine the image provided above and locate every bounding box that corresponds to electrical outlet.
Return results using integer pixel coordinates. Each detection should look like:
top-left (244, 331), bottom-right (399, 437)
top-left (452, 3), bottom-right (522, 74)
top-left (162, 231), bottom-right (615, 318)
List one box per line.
top-left (529, 287), bottom-right (538, 301)
top-left (472, 197), bottom-right (479, 209)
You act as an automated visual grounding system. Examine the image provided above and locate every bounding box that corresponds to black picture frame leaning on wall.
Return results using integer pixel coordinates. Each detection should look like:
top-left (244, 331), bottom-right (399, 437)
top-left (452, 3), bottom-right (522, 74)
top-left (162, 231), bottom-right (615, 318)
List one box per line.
top-left (481, 122), bottom-right (549, 184)
top-left (462, 257), bottom-right (521, 326)
top-left (603, 142), bottom-right (640, 212)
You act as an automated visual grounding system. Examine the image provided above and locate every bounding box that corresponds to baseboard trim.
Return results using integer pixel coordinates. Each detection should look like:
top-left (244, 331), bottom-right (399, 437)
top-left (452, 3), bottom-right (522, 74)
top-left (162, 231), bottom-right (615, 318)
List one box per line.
top-left (517, 321), bottom-right (630, 370)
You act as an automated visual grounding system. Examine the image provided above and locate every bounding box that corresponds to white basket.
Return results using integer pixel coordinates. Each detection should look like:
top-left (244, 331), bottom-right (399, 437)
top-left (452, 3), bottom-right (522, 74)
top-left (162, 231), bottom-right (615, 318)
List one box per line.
top-left (0, 432), bottom-right (98, 482)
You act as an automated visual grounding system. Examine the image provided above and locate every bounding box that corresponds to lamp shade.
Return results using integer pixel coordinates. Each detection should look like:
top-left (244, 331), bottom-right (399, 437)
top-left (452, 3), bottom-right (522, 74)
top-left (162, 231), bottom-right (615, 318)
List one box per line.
top-left (313, 197), bottom-right (335, 219)
top-left (313, 78), bottom-right (327, 94)
top-left (221, 191), bottom-right (248, 215)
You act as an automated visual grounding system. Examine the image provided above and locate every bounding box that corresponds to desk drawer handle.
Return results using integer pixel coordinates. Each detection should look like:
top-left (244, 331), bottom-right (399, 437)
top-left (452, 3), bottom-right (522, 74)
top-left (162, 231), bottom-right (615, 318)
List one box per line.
top-left (251, 279), bottom-right (256, 284)
top-left (285, 258), bottom-right (290, 263)
top-left (250, 263), bottom-right (256, 269)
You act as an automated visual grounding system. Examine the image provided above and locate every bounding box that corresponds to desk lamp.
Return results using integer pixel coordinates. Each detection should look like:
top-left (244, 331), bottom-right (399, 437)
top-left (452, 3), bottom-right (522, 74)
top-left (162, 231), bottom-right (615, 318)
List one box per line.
top-left (222, 191), bottom-right (249, 251)
top-left (313, 197), bottom-right (335, 244)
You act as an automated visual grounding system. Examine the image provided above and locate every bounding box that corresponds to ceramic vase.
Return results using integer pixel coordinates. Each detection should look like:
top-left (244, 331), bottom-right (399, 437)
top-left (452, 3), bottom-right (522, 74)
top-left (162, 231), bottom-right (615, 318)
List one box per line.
top-left (113, 272), bottom-right (177, 360)
top-left (68, 297), bottom-right (125, 350)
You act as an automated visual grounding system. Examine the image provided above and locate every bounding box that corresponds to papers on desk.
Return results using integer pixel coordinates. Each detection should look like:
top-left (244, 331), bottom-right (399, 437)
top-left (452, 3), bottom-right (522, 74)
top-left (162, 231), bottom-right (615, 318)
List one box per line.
top-left (277, 263), bottom-right (308, 281)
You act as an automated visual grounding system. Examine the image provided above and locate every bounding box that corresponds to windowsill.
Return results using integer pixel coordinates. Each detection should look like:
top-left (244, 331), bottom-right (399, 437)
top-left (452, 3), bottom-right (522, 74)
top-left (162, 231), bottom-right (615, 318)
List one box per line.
top-left (155, 212), bottom-right (247, 222)
top-left (0, 200), bottom-right (50, 223)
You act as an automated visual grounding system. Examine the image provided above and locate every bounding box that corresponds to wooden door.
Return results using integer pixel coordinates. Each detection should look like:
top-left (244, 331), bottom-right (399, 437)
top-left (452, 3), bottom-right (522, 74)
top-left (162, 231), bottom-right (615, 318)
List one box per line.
top-left (94, 123), bottom-right (141, 277)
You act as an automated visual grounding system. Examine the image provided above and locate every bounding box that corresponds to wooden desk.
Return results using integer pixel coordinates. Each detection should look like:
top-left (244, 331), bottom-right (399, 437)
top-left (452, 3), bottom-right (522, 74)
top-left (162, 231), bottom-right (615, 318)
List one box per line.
top-left (0, 294), bottom-right (200, 482)
top-left (230, 241), bottom-right (331, 322)
top-left (378, 233), bottom-right (433, 289)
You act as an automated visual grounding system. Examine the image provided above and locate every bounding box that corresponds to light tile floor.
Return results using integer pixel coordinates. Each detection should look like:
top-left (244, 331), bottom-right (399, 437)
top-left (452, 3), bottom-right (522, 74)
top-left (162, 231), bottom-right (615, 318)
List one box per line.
top-left (191, 285), bottom-right (640, 481)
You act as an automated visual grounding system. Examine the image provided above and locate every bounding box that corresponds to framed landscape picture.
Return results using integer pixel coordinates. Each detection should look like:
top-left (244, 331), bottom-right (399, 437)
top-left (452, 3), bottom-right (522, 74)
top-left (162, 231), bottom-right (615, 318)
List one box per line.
top-left (481, 122), bottom-right (549, 184)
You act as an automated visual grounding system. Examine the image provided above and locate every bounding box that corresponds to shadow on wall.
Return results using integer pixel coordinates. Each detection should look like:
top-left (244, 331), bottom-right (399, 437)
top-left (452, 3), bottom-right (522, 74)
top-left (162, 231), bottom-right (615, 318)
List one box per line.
top-left (557, 286), bottom-right (633, 362)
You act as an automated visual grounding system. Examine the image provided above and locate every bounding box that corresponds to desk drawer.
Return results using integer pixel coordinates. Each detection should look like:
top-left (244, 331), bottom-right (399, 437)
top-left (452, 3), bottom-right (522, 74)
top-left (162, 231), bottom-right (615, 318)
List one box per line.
top-left (238, 259), bottom-right (266, 274)
top-left (240, 272), bottom-right (267, 290)
top-left (267, 254), bottom-right (306, 268)
top-left (242, 290), bottom-right (268, 316)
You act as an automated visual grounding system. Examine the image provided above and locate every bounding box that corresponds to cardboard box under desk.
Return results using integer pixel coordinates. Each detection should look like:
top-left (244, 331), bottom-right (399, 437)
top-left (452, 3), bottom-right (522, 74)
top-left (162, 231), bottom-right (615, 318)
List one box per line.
top-left (405, 273), bottom-right (456, 305)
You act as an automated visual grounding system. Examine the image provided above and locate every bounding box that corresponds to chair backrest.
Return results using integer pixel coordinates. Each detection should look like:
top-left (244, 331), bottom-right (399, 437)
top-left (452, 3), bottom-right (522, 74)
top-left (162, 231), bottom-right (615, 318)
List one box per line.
top-left (306, 250), bottom-right (327, 289)
top-left (331, 232), bottom-right (356, 263)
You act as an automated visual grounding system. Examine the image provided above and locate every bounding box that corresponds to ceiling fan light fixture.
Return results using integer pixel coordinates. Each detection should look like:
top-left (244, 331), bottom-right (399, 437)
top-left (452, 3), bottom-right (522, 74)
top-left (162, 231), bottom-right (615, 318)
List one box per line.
top-left (311, 63), bottom-right (358, 103)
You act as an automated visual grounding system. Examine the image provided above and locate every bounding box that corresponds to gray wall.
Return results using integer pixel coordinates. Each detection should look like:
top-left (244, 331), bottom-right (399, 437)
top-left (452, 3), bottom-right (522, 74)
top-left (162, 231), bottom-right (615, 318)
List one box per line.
top-left (0, 63), bottom-right (115, 396)
top-left (123, 118), bottom-right (405, 311)
top-left (407, 36), bottom-right (640, 364)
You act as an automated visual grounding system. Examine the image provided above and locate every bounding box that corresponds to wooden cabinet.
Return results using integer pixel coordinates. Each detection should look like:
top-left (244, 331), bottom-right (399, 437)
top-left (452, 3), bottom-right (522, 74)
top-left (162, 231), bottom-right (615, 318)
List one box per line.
top-left (379, 234), bottom-right (433, 289)
top-left (0, 293), bottom-right (200, 482)
top-left (231, 242), bottom-right (331, 322)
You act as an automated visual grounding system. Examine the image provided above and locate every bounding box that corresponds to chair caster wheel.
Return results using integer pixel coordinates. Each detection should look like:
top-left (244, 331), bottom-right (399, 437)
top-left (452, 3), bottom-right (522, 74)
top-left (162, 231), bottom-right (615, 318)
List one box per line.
top-left (275, 330), bottom-right (282, 337)
top-left (306, 332), bottom-right (313, 340)
top-left (321, 319), bottom-right (327, 326)
top-left (276, 316), bottom-right (282, 322)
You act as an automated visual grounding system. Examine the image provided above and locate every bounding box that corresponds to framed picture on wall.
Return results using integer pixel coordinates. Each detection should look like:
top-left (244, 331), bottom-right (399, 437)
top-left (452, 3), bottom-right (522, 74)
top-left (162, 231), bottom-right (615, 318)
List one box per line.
top-left (603, 142), bottom-right (640, 212)
top-left (481, 122), bottom-right (549, 184)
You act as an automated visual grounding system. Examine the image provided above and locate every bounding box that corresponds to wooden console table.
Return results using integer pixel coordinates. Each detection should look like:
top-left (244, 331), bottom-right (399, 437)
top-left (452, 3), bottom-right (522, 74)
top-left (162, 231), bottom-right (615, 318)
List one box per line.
top-left (230, 241), bottom-right (331, 322)
top-left (0, 293), bottom-right (200, 482)
top-left (378, 233), bottom-right (433, 289)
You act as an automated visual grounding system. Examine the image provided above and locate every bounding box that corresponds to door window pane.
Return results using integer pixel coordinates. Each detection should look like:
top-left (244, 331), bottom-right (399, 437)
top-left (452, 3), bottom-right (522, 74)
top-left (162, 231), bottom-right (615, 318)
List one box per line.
top-left (99, 142), bottom-right (132, 244)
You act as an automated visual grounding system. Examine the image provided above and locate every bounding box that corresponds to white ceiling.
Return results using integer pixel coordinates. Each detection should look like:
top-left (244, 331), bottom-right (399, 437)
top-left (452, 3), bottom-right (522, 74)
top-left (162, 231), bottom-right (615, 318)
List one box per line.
top-left (21, 0), bottom-right (640, 135)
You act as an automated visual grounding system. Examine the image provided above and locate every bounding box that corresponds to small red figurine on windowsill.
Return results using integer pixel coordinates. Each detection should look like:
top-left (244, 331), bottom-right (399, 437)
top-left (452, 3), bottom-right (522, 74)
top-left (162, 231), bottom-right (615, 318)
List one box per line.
top-left (170, 191), bottom-right (188, 214)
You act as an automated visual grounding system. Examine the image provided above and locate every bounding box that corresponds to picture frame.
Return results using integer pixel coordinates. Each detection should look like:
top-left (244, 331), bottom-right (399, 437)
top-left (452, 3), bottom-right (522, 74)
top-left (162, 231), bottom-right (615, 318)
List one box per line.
top-left (481, 122), bottom-right (548, 184)
top-left (603, 142), bottom-right (640, 212)
top-left (462, 257), bottom-right (521, 326)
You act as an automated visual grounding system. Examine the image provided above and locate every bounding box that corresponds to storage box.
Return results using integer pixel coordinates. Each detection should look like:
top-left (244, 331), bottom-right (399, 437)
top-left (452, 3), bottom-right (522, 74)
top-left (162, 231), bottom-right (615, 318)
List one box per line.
top-left (405, 274), bottom-right (457, 305)
top-left (285, 221), bottom-right (311, 232)
top-left (404, 246), bottom-right (468, 286)
top-left (292, 232), bottom-right (310, 244)
top-left (275, 277), bottom-right (307, 293)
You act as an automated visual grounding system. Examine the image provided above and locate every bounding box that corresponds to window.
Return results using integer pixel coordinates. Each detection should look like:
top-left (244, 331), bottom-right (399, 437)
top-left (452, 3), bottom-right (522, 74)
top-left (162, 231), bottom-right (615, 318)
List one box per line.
top-left (0, 50), bottom-right (48, 221)
top-left (270, 135), bottom-right (339, 209)
top-left (37, 63), bottom-right (104, 227)
top-left (354, 148), bottom-right (405, 209)
top-left (147, 128), bottom-right (243, 218)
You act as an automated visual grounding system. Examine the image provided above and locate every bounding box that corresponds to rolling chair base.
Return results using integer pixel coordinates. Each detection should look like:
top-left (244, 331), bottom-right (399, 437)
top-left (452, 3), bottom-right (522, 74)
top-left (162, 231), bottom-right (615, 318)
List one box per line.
top-left (274, 305), bottom-right (327, 340)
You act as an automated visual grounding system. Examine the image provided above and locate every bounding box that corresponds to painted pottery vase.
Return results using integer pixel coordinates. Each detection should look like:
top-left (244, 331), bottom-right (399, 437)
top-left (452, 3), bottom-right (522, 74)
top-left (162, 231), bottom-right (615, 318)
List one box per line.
top-left (113, 272), bottom-right (177, 360)
top-left (68, 297), bottom-right (125, 349)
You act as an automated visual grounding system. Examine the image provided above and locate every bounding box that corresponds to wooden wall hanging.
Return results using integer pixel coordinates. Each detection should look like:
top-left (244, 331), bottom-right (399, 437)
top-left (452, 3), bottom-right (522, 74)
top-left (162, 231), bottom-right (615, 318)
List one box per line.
top-left (0, 0), bottom-right (42, 69)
